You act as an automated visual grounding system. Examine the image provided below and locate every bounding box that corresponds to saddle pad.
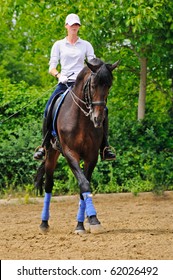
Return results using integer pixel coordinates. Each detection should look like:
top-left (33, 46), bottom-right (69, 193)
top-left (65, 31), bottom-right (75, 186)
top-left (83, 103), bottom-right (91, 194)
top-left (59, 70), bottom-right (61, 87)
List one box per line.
top-left (51, 88), bottom-right (69, 137)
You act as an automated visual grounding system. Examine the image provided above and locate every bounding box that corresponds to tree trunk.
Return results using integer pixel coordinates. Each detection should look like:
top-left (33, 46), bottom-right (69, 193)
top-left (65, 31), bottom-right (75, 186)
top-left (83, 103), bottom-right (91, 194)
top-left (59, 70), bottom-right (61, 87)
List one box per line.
top-left (138, 57), bottom-right (147, 120)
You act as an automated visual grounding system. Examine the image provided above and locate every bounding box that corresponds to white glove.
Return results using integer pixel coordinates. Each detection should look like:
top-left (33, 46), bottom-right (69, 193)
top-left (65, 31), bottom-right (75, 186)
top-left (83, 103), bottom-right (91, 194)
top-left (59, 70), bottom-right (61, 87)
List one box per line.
top-left (59, 75), bottom-right (68, 84)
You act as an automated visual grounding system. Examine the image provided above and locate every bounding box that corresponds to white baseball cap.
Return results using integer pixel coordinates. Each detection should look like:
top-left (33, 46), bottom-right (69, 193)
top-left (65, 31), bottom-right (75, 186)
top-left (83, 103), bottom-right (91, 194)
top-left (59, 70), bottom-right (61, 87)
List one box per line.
top-left (65, 14), bottom-right (81, 26)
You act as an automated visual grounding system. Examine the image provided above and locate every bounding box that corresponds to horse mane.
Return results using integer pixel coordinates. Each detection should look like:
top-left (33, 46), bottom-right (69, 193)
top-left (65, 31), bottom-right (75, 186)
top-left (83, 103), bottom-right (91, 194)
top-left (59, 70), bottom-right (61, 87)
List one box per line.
top-left (96, 63), bottom-right (113, 87)
top-left (75, 58), bottom-right (113, 88)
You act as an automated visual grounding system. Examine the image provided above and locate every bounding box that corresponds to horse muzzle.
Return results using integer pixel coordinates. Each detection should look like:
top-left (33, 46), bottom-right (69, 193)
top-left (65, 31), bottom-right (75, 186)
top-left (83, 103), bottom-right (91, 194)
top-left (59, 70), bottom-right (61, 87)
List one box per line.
top-left (89, 101), bottom-right (106, 128)
top-left (90, 113), bottom-right (104, 128)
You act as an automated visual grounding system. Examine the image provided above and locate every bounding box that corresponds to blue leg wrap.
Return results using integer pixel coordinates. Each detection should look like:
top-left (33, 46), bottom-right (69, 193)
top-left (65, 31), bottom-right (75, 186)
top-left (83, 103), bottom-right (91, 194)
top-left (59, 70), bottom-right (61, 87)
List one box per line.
top-left (77, 199), bottom-right (86, 222)
top-left (41, 193), bottom-right (52, 221)
top-left (82, 192), bottom-right (96, 217)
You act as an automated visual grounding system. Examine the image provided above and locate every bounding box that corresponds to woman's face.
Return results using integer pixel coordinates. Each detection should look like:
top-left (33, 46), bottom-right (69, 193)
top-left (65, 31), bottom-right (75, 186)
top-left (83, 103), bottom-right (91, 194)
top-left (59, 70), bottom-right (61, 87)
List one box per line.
top-left (65, 23), bottom-right (80, 35)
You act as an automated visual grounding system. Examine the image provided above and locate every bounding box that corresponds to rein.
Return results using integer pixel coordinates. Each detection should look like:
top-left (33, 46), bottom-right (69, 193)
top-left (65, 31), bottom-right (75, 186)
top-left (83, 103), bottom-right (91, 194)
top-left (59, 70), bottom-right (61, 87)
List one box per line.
top-left (69, 72), bottom-right (106, 117)
top-left (69, 89), bottom-right (92, 117)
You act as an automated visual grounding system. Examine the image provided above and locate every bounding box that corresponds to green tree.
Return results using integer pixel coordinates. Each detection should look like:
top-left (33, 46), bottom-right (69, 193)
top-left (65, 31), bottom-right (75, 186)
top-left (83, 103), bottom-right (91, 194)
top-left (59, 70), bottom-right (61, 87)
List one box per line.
top-left (93, 0), bottom-right (173, 120)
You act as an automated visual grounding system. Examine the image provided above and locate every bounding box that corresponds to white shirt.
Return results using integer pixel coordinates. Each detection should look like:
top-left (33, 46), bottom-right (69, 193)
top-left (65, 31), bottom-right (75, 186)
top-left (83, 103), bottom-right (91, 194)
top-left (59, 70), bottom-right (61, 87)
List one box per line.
top-left (49, 37), bottom-right (95, 81)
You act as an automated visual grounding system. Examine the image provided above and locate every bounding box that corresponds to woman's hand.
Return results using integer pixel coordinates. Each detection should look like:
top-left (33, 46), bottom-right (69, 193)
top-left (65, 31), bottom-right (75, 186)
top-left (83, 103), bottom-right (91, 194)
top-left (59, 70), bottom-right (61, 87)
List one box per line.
top-left (59, 75), bottom-right (68, 84)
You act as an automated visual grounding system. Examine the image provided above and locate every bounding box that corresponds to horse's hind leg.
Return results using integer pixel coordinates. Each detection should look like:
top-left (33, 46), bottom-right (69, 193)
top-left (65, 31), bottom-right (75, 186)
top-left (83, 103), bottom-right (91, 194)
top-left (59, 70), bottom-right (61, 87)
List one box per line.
top-left (40, 192), bottom-right (52, 231)
top-left (34, 161), bottom-right (45, 196)
top-left (40, 149), bottom-right (60, 232)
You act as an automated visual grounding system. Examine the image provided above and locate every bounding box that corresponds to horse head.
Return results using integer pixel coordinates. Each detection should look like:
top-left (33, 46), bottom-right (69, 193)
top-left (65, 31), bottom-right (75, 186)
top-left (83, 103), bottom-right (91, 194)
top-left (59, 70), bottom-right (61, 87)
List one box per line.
top-left (85, 58), bottom-right (120, 128)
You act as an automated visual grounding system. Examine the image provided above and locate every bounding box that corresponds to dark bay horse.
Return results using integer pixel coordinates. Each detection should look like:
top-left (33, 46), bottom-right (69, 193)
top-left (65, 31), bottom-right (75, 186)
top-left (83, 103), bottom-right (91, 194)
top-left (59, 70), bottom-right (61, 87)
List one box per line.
top-left (35, 58), bottom-right (119, 234)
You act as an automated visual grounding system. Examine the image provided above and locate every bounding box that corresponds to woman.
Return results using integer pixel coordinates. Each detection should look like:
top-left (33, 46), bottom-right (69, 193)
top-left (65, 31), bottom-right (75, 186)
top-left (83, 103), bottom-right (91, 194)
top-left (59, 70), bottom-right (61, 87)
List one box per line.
top-left (34, 13), bottom-right (115, 161)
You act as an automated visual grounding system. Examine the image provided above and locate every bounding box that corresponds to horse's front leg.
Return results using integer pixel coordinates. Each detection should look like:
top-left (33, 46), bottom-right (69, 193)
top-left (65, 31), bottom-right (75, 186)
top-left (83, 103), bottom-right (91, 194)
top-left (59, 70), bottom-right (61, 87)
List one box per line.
top-left (82, 159), bottom-right (104, 233)
top-left (40, 149), bottom-right (60, 232)
top-left (75, 194), bottom-right (86, 234)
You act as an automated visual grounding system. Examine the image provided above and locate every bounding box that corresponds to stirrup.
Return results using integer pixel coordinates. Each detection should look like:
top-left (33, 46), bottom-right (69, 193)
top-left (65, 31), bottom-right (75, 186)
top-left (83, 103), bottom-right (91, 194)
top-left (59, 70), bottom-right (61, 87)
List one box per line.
top-left (33, 146), bottom-right (47, 161)
top-left (101, 146), bottom-right (116, 161)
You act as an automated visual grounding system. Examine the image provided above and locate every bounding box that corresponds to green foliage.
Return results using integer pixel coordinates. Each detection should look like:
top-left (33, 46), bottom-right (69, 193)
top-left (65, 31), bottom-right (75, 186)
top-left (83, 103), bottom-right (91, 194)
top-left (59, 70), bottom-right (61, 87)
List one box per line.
top-left (90, 117), bottom-right (173, 195)
top-left (1, 0), bottom-right (173, 196)
top-left (1, 82), bottom-right (173, 195)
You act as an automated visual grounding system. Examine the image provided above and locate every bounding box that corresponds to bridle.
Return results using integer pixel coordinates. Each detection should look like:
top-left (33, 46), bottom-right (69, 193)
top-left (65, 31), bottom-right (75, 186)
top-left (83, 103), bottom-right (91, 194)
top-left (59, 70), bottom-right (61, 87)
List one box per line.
top-left (83, 72), bottom-right (106, 107)
top-left (69, 72), bottom-right (106, 117)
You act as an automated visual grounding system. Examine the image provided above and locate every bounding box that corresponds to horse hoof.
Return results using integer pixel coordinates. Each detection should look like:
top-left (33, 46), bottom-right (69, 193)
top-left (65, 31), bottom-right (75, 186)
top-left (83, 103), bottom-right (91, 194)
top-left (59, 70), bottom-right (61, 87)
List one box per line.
top-left (74, 222), bottom-right (86, 235)
top-left (84, 221), bottom-right (91, 232)
top-left (39, 220), bottom-right (49, 233)
top-left (89, 224), bottom-right (104, 234)
top-left (85, 216), bottom-right (104, 234)
top-left (74, 229), bottom-right (86, 235)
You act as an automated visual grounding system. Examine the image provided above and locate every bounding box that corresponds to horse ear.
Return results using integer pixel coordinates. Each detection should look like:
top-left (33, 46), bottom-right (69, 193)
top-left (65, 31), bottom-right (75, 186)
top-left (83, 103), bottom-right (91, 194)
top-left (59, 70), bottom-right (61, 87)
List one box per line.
top-left (85, 60), bottom-right (100, 73)
top-left (107, 60), bottom-right (120, 72)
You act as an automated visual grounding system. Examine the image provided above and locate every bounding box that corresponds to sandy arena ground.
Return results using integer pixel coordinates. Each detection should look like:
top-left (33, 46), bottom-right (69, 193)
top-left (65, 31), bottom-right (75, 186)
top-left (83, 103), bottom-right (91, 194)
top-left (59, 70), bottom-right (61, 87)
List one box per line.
top-left (0, 191), bottom-right (173, 260)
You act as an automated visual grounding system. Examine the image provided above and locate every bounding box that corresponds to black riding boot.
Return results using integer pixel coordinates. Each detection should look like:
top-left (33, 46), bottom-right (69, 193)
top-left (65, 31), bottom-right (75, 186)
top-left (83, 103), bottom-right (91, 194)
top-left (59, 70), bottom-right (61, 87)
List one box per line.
top-left (34, 117), bottom-right (51, 161)
top-left (100, 108), bottom-right (116, 161)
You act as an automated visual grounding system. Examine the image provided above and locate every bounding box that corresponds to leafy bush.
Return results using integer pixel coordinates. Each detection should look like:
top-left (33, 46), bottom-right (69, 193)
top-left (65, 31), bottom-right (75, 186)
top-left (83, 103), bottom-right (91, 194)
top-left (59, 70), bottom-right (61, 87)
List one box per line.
top-left (1, 80), bottom-right (173, 197)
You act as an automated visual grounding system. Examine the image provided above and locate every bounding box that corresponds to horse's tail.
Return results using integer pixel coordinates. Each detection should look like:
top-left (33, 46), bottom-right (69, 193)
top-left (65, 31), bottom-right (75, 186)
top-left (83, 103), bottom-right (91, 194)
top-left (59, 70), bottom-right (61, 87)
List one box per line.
top-left (34, 161), bottom-right (45, 196)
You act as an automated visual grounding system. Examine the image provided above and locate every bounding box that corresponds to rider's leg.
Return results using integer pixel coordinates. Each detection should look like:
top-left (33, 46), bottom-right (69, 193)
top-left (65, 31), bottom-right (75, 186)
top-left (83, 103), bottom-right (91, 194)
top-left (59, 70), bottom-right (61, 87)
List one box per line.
top-left (100, 107), bottom-right (116, 161)
top-left (34, 117), bottom-right (51, 160)
top-left (34, 84), bottom-right (65, 161)
top-left (34, 82), bottom-right (74, 161)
